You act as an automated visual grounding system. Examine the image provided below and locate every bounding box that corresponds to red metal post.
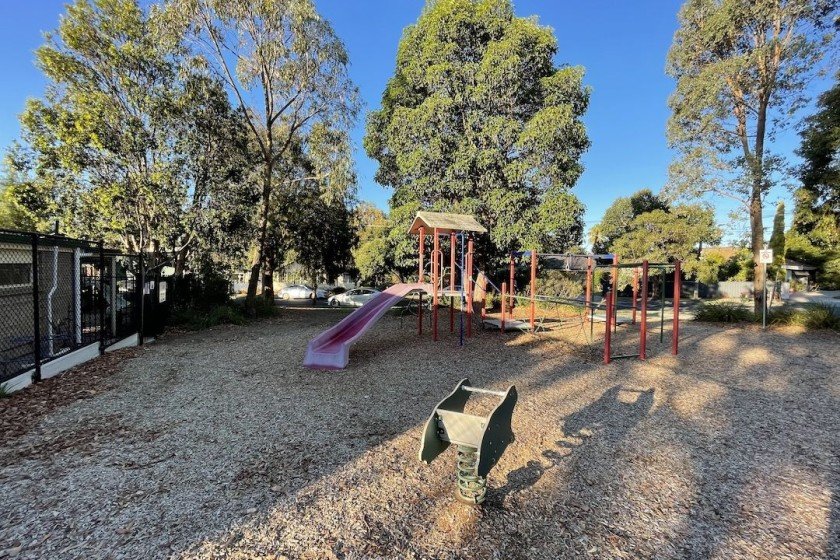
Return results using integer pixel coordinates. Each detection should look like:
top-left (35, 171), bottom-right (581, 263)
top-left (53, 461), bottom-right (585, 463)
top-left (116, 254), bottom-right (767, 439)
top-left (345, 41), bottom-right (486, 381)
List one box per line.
top-left (450, 232), bottom-right (456, 333)
top-left (466, 236), bottom-right (474, 338)
top-left (611, 254), bottom-right (619, 331)
top-left (508, 253), bottom-right (515, 309)
top-left (433, 228), bottom-right (439, 341)
top-left (673, 261), bottom-right (681, 355)
top-left (604, 289), bottom-right (613, 364)
top-left (501, 282), bottom-right (507, 333)
top-left (418, 226), bottom-right (425, 336)
top-left (640, 260), bottom-right (649, 360)
top-left (632, 267), bottom-right (638, 325)
top-left (530, 250), bottom-right (537, 333)
top-left (585, 256), bottom-right (593, 325)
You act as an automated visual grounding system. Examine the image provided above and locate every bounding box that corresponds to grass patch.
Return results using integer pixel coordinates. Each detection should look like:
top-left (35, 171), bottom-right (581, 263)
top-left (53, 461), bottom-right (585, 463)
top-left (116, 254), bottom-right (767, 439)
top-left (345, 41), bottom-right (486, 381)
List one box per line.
top-left (694, 301), bottom-right (756, 323)
top-left (769, 303), bottom-right (840, 330)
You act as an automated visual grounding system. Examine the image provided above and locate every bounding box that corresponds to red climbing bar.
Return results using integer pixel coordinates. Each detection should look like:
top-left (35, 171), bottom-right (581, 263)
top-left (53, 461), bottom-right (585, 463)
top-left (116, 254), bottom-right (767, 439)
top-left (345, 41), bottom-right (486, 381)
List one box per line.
top-left (585, 256), bottom-right (593, 325)
top-left (604, 289), bottom-right (613, 364)
top-left (640, 260), bottom-right (649, 360)
top-left (632, 267), bottom-right (638, 325)
top-left (673, 260), bottom-right (681, 355)
top-left (466, 236), bottom-right (474, 338)
top-left (530, 251), bottom-right (536, 333)
top-left (611, 254), bottom-right (619, 332)
top-left (433, 228), bottom-right (440, 341)
top-left (501, 282), bottom-right (507, 334)
top-left (450, 232), bottom-right (456, 333)
top-left (418, 226), bottom-right (425, 336)
top-left (508, 253), bottom-right (515, 309)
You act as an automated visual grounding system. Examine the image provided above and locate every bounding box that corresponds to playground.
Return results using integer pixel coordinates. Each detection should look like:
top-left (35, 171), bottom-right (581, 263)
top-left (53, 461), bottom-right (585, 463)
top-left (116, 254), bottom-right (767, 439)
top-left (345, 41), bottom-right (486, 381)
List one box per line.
top-left (0, 307), bottom-right (838, 559)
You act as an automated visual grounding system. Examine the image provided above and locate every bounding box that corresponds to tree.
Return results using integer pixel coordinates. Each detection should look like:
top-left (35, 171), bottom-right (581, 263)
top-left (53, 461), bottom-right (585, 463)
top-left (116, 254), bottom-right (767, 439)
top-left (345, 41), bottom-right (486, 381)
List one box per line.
top-left (13, 0), bottom-right (251, 279)
top-left (589, 189), bottom-right (668, 253)
top-left (365, 0), bottom-right (590, 270)
top-left (167, 0), bottom-right (359, 308)
top-left (0, 150), bottom-right (38, 231)
top-left (18, 0), bottom-right (188, 251)
top-left (352, 203), bottom-right (391, 286)
top-left (610, 204), bottom-right (720, 269)
top-left (666, 0), bottom-right (836, 312)
top-left (789, 72), bottom-right (840, 287)
top-left (768, 201), bottom-right (786, 279)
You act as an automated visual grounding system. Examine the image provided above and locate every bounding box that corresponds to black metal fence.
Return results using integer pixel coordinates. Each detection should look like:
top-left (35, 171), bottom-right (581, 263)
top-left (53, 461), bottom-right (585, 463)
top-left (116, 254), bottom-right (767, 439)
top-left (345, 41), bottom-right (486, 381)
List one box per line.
top-left (0, 229), bottom-right (146, 384)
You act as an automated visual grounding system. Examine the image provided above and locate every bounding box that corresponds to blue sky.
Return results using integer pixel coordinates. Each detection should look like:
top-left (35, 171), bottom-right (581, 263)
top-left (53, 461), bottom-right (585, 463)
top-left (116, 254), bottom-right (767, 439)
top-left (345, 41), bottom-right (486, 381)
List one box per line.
top-left (0, 0), bottom-right (820, 242)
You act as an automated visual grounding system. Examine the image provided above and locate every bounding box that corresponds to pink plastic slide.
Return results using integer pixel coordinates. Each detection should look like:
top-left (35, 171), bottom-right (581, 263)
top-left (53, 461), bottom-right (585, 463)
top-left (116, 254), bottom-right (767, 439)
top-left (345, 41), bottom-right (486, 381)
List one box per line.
top-left (303, 283), bottom-right (432, 370)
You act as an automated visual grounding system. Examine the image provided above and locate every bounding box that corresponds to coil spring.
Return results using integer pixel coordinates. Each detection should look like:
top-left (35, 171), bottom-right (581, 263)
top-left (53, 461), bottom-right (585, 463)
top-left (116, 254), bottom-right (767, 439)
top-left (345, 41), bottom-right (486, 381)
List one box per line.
top-left (456, 445), bottom-right (486, 504)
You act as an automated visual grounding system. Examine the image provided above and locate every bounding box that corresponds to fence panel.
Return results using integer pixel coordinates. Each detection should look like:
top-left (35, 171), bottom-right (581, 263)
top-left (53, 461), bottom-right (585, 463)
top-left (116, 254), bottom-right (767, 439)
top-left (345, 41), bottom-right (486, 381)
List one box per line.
top-left (0, 232), bottom-right (37, 382)
top-left (1, 230), bottom-right (143, 385)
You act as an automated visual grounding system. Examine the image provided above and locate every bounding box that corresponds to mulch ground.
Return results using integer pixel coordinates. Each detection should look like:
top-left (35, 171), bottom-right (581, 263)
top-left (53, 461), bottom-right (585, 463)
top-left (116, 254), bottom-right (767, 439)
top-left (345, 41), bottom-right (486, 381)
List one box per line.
top-left (0, 308), bottom-right (838, 559)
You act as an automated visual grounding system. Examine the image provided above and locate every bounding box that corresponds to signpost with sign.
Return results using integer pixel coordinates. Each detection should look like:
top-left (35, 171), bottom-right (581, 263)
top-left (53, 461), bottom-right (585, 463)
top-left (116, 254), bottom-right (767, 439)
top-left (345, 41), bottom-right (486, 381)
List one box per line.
top-left (759, 249), bottom-right (773, 329)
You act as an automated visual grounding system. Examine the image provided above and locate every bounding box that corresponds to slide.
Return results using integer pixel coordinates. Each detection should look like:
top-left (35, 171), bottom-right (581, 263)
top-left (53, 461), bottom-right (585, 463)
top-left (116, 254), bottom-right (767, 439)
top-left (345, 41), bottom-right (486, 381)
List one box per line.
top-left (303, 282), bottom-right (432, 370)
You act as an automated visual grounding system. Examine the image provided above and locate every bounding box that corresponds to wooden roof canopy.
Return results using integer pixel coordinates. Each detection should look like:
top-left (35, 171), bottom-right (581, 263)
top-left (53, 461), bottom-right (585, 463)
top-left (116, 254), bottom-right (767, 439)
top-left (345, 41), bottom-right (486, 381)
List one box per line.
top-left (407, 212), bottom-right (487, 235)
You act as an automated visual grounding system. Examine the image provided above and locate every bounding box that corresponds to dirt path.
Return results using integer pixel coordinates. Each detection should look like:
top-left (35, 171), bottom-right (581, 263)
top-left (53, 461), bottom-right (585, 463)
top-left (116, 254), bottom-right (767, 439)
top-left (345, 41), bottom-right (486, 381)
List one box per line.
top-left (0, 310), bottom-right (837, 559)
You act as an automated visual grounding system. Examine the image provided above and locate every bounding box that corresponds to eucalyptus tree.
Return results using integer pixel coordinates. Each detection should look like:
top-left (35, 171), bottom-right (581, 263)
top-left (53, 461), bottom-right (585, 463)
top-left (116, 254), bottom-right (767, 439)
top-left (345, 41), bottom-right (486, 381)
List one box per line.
top-left (165, 0), bottom-right (359, 307)
top-left (14, 0), bottom-right (250, 279)
top-left (365, 0), bottom-right (590, 270)
top-left (666, 0), bottom-right (837, 312)
top-left (17, 0), bottom-right (187, 251)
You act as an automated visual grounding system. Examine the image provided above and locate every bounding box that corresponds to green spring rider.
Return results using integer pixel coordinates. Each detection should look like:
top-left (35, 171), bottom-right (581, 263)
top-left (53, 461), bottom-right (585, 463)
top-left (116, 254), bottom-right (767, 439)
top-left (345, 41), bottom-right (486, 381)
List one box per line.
top-left (419, 378), bottom-right (518, 504)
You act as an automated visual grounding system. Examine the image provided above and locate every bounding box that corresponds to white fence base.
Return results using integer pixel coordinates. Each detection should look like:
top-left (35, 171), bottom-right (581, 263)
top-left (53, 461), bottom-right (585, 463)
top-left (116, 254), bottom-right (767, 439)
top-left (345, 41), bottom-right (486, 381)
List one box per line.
top-left (2, 333), bottom-right (142, 394)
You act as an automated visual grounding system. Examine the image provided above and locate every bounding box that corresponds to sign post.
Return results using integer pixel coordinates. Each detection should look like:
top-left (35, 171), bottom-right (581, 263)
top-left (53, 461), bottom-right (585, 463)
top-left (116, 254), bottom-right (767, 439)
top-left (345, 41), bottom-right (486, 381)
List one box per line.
top-left (759, 249), bottom-right (773, 329)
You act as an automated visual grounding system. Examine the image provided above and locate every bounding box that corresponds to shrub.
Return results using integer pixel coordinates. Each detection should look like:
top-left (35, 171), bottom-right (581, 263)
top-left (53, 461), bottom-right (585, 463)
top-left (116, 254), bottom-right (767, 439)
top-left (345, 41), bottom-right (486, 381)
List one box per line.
top-left (694, 301), bottom-right (755, 323)
top-left (769, 304), bottom-right (840, 330)
top-left (539, 270), bottom-right (585, 299)
top-left (169, 304), bottom-right (247, 330)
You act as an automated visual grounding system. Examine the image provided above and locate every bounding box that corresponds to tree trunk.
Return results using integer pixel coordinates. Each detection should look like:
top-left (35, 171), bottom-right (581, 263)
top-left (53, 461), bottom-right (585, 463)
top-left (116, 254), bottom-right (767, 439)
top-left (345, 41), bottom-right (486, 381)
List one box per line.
top-left (750, 186), bottom-right (765, 315)
top-left (246, 163), bottom-right (274, 312)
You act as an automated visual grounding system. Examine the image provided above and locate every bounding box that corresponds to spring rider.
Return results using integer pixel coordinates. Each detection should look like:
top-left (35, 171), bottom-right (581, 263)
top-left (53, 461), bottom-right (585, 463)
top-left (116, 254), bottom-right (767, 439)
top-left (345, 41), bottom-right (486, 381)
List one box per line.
top-left (419, 378), bottom-right (517, 504)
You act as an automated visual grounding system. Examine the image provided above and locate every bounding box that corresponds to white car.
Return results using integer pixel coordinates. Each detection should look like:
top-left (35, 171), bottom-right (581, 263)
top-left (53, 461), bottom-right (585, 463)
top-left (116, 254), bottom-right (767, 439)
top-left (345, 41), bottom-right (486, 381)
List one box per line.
top-left (327, 287), bottom-right (381, 307)
top-left (278, 284), bottom-right (327, 300)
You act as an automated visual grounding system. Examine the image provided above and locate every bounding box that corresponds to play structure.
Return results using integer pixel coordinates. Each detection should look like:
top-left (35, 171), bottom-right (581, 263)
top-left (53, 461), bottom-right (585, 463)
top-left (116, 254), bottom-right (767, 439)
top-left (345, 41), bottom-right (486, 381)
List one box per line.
top-left (420, 379), bottom-right (517, 504)
top-left (487, 252), bottom-right (682, 364)
top-left (303, 211), bottom-right (682, 369)
top-left (303, 212), bottom-right (486, 369)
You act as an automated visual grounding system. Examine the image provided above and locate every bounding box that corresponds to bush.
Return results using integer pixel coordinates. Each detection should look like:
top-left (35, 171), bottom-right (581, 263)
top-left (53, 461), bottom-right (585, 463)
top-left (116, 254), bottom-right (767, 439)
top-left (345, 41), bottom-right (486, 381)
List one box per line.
top-left (694, 301), bottom-right (755, 323)
top-left (539, 270), bottom-right (585, 299)
top-left (769, 304), bottom-right (840, 330)
top-left (169, 304), bottom-right (247, 330)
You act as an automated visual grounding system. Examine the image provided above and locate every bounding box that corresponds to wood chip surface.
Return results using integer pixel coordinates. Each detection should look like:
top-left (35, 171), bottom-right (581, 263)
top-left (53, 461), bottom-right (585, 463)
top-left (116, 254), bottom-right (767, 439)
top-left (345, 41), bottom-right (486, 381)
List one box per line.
top-left (0, 309), bottom-right (837, 559)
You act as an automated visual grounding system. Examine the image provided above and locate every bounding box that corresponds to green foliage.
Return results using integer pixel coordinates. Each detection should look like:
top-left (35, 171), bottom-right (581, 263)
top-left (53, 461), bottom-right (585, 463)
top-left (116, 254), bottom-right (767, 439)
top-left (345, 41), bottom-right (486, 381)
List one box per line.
top-left (0, 383), bottom-right (9, 398)
top-left (666, 0), bottom-right (834, 312)
top-left (170, 304), bottom-right (247, 330)
top-left (590, 189), bottom-right (668, 253)
top-left (797, 71), bottom-right (840, 228)
top-left (538, 270), bottom-right (585, 299)
top-left (13, 0), bottom-right (253, 282)
top-left (696, 248), bottom-right (753, 284)
top-left (0, 154), bottom-right (37, 230)
top-left (768, 201), bottom-right (786, 280)
top-left (166, 0), bottom-right (360, 306)
top-left (352, 203), bottom-right (391, 285)
top-left (769, 304), bottom-right (840, 330)
top-left (593, 190), bottom-right (720, 271)
top-left (365, 0), bottom-right (590, 270)
top-left (789, 72), bottom-right (840, 289)
top-left (694, 301), bottom-right (755, 323)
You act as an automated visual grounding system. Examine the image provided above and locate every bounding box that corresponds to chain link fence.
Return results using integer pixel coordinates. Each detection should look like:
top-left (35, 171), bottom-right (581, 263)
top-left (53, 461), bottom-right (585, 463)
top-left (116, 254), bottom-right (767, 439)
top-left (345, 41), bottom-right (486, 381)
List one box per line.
top-left (0, 230), bottom-right (144, 385)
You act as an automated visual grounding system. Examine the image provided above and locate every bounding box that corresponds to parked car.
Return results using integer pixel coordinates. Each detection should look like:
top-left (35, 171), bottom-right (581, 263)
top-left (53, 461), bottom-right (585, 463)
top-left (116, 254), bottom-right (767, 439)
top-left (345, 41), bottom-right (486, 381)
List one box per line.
top-left (327, 287), bottom-right (381, 307)
top-left (278, 284), bottom-right (327, 300)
